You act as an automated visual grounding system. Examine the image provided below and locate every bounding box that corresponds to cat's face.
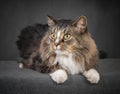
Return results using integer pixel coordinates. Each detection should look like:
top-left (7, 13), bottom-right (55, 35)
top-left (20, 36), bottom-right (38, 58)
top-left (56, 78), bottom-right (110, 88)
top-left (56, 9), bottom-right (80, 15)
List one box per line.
top-left (48, 25), bottom-right (75, 52)
top-left (46, 16), bottom-right (87, 54)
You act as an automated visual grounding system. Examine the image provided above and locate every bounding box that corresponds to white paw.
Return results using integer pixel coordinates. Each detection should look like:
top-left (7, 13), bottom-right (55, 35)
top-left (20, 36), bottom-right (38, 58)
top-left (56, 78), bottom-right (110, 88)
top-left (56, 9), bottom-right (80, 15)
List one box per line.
top-left (50, 69), bottom-right (68, 84)
top-left (19, 63), bottom-right (23, 69)
top-left (83, 69), bottom-right (100, 84)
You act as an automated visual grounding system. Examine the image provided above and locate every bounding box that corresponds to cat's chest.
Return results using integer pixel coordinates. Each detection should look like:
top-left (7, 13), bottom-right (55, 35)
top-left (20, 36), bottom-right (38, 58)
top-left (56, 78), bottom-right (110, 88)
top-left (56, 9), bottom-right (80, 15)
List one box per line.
top-left (54, 50), bottom-right (83, 75)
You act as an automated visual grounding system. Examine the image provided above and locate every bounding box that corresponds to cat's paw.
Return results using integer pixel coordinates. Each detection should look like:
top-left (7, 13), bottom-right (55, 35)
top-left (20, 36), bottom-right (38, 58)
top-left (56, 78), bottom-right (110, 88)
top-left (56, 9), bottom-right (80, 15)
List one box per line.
top-left (19, 63), bottom-right (23, 69)
top-left (50, 69), bottom-right (68, 84)
top-left (83, 69), bottom-right (100, 84)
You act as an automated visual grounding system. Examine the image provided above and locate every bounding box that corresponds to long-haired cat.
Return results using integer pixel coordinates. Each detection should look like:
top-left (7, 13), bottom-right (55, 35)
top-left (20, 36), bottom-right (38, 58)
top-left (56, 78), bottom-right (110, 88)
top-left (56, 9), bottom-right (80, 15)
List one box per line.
top-left (16, 15), bottom-right (100, 84)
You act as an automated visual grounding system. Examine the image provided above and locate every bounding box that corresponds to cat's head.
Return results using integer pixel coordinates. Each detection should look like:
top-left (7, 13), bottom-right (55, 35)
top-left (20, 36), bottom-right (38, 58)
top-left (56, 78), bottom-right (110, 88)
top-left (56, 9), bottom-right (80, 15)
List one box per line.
top-left (45, 15), bottom-right (88, 54)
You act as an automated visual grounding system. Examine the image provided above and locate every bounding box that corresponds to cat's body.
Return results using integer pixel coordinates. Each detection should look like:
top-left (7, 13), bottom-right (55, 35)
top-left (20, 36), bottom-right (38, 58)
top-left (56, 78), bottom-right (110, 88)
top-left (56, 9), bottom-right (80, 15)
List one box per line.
top-left (16, 16), bottom-right (100, 84)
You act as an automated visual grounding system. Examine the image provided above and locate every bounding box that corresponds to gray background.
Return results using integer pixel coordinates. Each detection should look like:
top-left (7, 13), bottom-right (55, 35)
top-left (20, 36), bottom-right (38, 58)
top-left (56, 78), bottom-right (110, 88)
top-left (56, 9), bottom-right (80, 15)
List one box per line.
top-left (0, 0), bottom-right (120, 60)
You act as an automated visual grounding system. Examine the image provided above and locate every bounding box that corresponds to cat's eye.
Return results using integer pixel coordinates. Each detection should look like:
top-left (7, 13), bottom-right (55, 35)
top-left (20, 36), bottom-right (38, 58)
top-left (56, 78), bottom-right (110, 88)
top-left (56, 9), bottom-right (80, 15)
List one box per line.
top-left (64, 34), bottom-right (71, 40)
top-left (50, 33), bottom-right (56, 39)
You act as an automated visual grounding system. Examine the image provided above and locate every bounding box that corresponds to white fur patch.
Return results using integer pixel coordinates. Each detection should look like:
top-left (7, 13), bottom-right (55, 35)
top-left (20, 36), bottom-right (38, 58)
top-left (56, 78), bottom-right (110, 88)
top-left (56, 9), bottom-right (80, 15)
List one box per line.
top-left (19, 63), bottom-right (23, 69)
top-left (50, 69), bottom-right (68, 84)
top-left (55, 30), bottom-right (61, 43)
top-left (54, 50), bottom-right (83, 75)
top-left (83, 69), bottom-right (100, 84)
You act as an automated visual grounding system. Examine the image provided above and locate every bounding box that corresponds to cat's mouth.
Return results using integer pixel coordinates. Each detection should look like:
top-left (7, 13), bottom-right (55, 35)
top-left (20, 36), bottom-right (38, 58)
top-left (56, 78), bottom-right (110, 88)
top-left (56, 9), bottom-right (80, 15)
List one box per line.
top-left (54, 45), bottom-right (61, 50)
top-left (53, 45), bottom-right (70, 56)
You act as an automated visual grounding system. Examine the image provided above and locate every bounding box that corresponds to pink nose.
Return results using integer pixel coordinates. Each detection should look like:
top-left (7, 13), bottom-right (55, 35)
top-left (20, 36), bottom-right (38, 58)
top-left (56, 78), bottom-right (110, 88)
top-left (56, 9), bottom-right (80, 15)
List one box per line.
top-left (54, 43), bottom-right (59, 47)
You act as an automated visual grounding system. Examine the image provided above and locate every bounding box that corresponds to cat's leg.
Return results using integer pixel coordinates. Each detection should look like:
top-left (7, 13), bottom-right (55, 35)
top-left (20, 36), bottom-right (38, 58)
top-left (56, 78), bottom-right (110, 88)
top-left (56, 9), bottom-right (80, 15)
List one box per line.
top-left (83, 68), bottom-right (100, 84)
top-left (19, 52), bottom-right (38, 69)
top-left (50, 69), bottom-right (68, 84)
top-left (19, 62), bottom-right (24, 69)
top-left (19, 58), bottom-right (33, 69)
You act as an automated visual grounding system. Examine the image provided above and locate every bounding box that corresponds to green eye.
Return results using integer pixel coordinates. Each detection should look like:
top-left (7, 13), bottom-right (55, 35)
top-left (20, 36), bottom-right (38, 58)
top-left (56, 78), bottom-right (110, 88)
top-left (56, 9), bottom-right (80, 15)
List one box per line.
top-left (64, 34), bottom-right (71, 40)
top-left (51, 33), bottom-right (56, 39)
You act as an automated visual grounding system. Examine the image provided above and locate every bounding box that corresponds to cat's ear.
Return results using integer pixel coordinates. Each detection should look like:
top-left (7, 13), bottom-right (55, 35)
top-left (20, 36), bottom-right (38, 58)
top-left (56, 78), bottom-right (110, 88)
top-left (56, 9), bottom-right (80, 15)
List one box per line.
top-left (72, 16), bottom-right (87, 33)
top-left (47, 15), bottom-right (57, 27)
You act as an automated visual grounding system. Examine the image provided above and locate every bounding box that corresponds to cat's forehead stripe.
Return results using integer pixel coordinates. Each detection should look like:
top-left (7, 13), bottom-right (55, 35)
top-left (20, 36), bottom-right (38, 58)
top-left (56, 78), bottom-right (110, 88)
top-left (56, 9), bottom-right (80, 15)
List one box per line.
top-left (55, 28), bottom-right (66, 44)
top-left (55, 30), bottom-right (61, 43)
top-left (53, 26), bottom-right (68, 44)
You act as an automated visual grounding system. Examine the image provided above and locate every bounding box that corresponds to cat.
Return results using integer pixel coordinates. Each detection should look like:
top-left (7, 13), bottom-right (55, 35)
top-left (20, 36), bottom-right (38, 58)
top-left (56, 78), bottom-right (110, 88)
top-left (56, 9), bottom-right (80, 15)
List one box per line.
top-left (16, 15), bottom-right (100, 84)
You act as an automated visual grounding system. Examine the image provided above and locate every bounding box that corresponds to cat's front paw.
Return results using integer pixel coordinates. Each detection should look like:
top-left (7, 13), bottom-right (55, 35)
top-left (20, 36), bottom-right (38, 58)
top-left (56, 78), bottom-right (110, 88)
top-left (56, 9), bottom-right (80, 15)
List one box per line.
top-left (83, 69), bottom-right (100, 84)
top-left (50, 69), bottom-right (68, 84)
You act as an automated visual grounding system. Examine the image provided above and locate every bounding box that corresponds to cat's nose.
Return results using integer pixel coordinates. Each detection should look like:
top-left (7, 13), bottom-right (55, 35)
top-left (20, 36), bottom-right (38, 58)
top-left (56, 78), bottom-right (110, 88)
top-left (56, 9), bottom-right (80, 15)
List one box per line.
top-left (54, 43), bottom-right (60, 47)
top-left (54, 43), bottom-right (61, 50)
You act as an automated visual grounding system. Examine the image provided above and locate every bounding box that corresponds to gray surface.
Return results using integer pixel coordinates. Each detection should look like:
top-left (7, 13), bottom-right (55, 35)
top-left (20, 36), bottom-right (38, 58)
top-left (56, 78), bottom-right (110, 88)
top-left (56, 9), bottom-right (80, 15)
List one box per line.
top-left (0, 59), bottom-right (120, 94)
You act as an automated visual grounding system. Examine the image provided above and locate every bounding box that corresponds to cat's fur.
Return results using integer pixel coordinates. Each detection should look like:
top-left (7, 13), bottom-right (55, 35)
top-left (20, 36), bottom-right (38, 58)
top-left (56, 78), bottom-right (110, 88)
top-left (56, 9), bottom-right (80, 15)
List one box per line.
top-left (16, 15), bottom-right (100, 84)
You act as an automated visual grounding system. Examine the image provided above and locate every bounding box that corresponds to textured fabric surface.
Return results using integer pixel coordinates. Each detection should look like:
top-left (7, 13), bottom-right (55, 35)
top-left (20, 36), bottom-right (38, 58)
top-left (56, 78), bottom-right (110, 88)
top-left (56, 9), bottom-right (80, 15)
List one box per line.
top-left (0, 59), bottom-right (120, 94)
